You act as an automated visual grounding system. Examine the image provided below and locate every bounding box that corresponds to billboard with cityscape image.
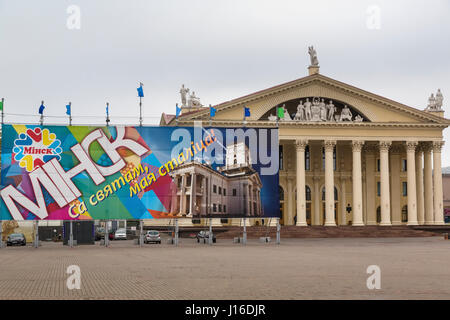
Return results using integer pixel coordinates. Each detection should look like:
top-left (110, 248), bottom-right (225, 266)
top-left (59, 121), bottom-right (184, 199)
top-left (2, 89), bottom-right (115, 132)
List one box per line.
top-left (0, 124), bottom-right (279, 220)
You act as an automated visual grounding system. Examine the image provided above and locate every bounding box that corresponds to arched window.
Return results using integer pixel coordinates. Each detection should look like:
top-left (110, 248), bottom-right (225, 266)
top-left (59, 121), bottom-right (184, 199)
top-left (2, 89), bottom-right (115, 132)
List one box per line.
top-left (376, 206), bottom-right (381, 223)
top-left (305, 146), bottom-right (310, 171)
top-left (402, 205), bottom-right (408, 223)
top-left (322, 187), bottom-right (338, 201)
top-left (279, 186), bottom-right (284, 201)
top-left (306, 186), bottom-right (311, 201)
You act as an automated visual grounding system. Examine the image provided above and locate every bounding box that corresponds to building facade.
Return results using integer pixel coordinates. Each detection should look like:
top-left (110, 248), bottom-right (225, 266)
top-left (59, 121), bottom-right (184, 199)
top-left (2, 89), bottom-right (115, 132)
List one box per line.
top-left (160, 63), bottom-right (449, 227)
top-left (167, 141), bottom-right (263, 219)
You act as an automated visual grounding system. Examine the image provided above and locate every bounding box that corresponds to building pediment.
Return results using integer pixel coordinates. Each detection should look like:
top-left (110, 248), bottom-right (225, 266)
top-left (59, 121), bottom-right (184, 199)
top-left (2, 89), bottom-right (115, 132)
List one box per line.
top-left (181, 74), bottom-right (449, 126)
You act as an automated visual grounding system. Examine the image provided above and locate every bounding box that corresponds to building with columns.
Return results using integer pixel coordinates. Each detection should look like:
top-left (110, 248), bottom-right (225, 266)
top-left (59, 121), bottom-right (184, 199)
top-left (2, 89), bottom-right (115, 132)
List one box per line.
top-left (160, 60), bottom-right (449, 227)
top-left (167, 141), bottom-right (263, 219)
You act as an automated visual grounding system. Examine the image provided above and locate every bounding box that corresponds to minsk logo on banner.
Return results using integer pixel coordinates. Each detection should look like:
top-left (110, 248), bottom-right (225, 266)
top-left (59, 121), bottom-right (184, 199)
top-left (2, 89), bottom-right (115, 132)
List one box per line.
top-left (13, 128), bottom-right (62, 172)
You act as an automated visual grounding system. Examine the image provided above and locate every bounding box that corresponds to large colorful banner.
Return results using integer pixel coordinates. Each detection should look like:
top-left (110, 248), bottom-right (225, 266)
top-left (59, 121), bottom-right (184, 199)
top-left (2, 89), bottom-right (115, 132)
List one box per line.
top-left (0, 125), bottom-right (279, 220)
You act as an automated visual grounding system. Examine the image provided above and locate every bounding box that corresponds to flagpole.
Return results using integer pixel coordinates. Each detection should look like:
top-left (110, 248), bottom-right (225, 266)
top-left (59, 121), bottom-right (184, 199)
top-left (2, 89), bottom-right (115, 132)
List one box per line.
top-left (68, 102), bottom-right (72, 126)
top-left (209, 104), bottom-right (212, 127)
top-left (106, 102), bottom-right (110, 127)
top-left (139, 82), bottom-right (143, 127)
top-left (40, 100), bottom-right (44, 126)
top-left (243, 106), bottom-right (246, 128)
top-left (175, 103), bottom-right (179, 126)
top-left (1, 98), bottom-right (4, 125)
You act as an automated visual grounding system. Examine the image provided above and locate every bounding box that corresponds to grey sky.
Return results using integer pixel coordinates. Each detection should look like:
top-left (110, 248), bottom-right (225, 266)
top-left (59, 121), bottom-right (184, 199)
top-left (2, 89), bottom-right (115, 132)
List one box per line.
top-left (1, 0), bottom-right (449, 163)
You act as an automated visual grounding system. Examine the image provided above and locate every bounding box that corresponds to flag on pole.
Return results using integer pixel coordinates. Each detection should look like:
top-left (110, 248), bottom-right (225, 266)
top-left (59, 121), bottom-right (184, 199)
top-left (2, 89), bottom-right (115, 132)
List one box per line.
top-left (244, 107), bottom-right (251, 117)
top-left (137, 83), bottom-right (144, 98)
top-left (106, 103), bottom-right (109, 116)
top-left (210, 106), bottom-right (216, 117)
top-left (277, 106), bottom-right (284, 119)
top-left (66, 103), bottom-right (71, 116)
top-left (176, 104), bottom-right (181, 118)
top-left (38, 102), bottom-right (45, 114)
top-left (0, 99), bottom-right (3, 111)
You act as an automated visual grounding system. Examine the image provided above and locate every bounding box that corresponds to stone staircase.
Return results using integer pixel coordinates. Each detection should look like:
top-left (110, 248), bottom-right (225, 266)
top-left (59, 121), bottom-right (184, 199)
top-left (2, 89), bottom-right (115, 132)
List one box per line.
top-left (214, 225), bottom-right (441, 239)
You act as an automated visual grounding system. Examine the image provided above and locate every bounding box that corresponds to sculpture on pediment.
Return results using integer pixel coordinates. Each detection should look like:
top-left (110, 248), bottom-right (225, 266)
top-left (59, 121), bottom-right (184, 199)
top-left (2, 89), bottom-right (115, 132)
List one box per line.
top-left (188, 91), bottom-right (202, 108)
top-left (180, 84), bottom-right (190, 107)
top-left (319, 98), bottom-right (327, 121)
top-left (294, 100), bottom-right (305, 120)
top-left (435, 89), bottom-right (443, 110)
top-left (327, 100), bottom-right (336, 121)
top-left (340, 105), bottom-right (353, 121)
top-left (310, 98), bottom-right (321, 121)
top-left (268, 113), bottom-right (277, 121)
top-left (308, 46), bottom-right (319, 66)
top-left (280, 104), bottom-right (291, 121)
top-left (427, 93), bottom-right (436, 110)
top-left (304, 98), bottom-right (312, 121)
top-left (354, 115), bottom-right (363, 122)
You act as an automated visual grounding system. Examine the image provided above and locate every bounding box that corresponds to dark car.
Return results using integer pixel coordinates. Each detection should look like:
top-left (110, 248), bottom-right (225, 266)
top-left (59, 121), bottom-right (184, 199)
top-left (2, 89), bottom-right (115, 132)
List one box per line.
top-left (196, 230), bottom-right (216, 243)
top-left (7, 233), bottom-right (26, 246)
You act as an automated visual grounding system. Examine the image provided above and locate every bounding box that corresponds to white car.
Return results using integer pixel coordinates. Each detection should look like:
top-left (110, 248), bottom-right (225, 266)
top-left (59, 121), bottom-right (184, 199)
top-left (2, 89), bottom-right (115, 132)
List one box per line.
top-left (114, 228), bottom-right (127, 240)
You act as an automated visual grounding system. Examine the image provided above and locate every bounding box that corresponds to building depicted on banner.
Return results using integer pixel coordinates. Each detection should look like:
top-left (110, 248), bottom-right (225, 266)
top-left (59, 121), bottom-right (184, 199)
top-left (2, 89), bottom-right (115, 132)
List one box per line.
top-left (160, 49), bottom-right (450, 226)
top-left (167, 141), bottom-right (263, 219)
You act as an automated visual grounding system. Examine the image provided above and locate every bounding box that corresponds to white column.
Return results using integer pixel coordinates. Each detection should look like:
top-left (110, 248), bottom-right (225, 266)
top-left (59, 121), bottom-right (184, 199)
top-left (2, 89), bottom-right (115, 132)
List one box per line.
top-left (188, 171), bottom-right (196, 217)
top-left (433, 141), bottom-right (445, 225)
top-left (406, 141), bottom-right (418, 225)
top-left (180, 174), bottom-right (186, 215)
top-left (296, 139), bottom-right (308, 226)
top-left (313, 176), bottom-right (320, 225)
top-left (423, 144), bottom-right (434, 224)
top-left (352, 140), bottom-right (365, 226)
top-left (324, 140), bottom-right (336, 226)
top-left (379, 141), bottom-right (392, 226)
top-left (415, 147), bottom-right (425, 225)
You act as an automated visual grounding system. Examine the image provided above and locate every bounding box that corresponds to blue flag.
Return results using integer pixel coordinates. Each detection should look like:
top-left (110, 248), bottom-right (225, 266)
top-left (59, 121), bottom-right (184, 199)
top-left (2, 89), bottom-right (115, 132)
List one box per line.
top-left (210, 106), bottom-right (216, 117)
top-left (244, 107), bottom-right (250, 117)
top-left (176, 104), bottom-right (181, 118)
top-left (137, 84), bottom-right (144, 98)
top-left (66, 104), bottom-right (71, 116)
top-left (38, 103), bottom-right (45, 115)
top-left (106, 104), bottom-right (109, 116)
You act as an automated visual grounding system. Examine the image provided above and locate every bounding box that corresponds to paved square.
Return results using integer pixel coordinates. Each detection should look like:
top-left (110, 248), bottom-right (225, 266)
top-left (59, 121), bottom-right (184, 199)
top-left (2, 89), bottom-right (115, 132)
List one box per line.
top-left (0, 237), bottom-right (449, 299)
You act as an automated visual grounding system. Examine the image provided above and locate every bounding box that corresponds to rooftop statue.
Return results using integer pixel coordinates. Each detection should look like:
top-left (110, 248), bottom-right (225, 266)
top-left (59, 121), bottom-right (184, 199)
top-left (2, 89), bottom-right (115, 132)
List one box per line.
top-left (308, 46), bottom-right (319, 66)
top-left (179, 84), bottom-right (190, 107)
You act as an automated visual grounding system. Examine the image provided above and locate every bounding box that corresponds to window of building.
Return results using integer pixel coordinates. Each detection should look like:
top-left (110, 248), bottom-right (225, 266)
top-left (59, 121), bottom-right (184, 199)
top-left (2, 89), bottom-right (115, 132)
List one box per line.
top-left (233, 189), bottom-right (237, 196)
top-left (213, 204), bottom-right (217, 212)
top-left (220, 218), bottom-right (228, 224)
top-left (223, 205), bottom-right (226, 213)
top-left (306, 185), bottom-right (311, 201)
top-left (322, 146), bottom-right (337, 171)
top-left (218, 186), bottom-right (222, 195)
top-left (279, 145), bottom-right (284, 171)
top-left (279, 186), bottom-right (284, 201)
top-left (401, 205), bottom-right (408, 222)
top-left (218, 204), bottom-right (222, 212)
top-left (402, 182), bottom-right (407, 196)
top-left (223, 188), bottom-right (226, 196)
top-left (376, 206), bottom-right (381, 223)
top-left (402, 159), bottom-right (407, 172)
top-left (377, 181), bottom-right (381, 196)
top-left (213, 185), bottom-right (217, 193)
top-left (305, 145), bottom-right (310, 171)
top-left (377, 159), bottom-right (380, 172)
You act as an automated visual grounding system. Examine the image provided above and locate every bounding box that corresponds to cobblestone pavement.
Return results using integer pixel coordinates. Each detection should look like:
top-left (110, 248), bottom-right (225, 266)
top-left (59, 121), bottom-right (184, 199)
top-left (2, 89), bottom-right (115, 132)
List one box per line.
top-left (0, 237), bottom-right (449, 300)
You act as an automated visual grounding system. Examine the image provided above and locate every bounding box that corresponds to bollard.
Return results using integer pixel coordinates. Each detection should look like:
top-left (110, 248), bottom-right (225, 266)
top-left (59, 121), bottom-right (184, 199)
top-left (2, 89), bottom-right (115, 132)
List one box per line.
top-left (276, 218), bottom-right (281, 245)
top-left (243, 218), bottom-right (247, 245)
top-left (175, 219), bottom-right (179, 246)
top-left (444, 233), bottom-right (449, 240)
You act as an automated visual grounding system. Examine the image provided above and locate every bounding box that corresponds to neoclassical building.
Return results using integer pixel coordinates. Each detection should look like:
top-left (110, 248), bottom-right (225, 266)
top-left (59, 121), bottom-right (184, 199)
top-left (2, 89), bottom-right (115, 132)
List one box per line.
top-left (167, 141), bottom-right (263, 219)
top-left (160, 59), bottom-right (449, 227)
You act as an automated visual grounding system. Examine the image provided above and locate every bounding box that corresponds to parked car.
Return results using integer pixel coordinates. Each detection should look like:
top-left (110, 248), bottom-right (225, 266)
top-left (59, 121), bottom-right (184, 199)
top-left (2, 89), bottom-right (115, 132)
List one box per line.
top-left (114, 228), bottom-right (127, 240)
top-left (6, 233), bottom-right (26, 246)
top-left (144, 230), bottom-right (161, 244)
top-left (196, 230), bottom-right (216, 243)
top-left (95, 227), bottom-right (105, 241)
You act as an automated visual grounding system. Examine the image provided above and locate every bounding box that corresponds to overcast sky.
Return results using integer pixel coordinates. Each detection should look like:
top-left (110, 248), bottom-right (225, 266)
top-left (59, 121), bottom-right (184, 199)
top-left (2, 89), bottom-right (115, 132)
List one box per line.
top-left (1, 0), bottom-right (450, 164)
